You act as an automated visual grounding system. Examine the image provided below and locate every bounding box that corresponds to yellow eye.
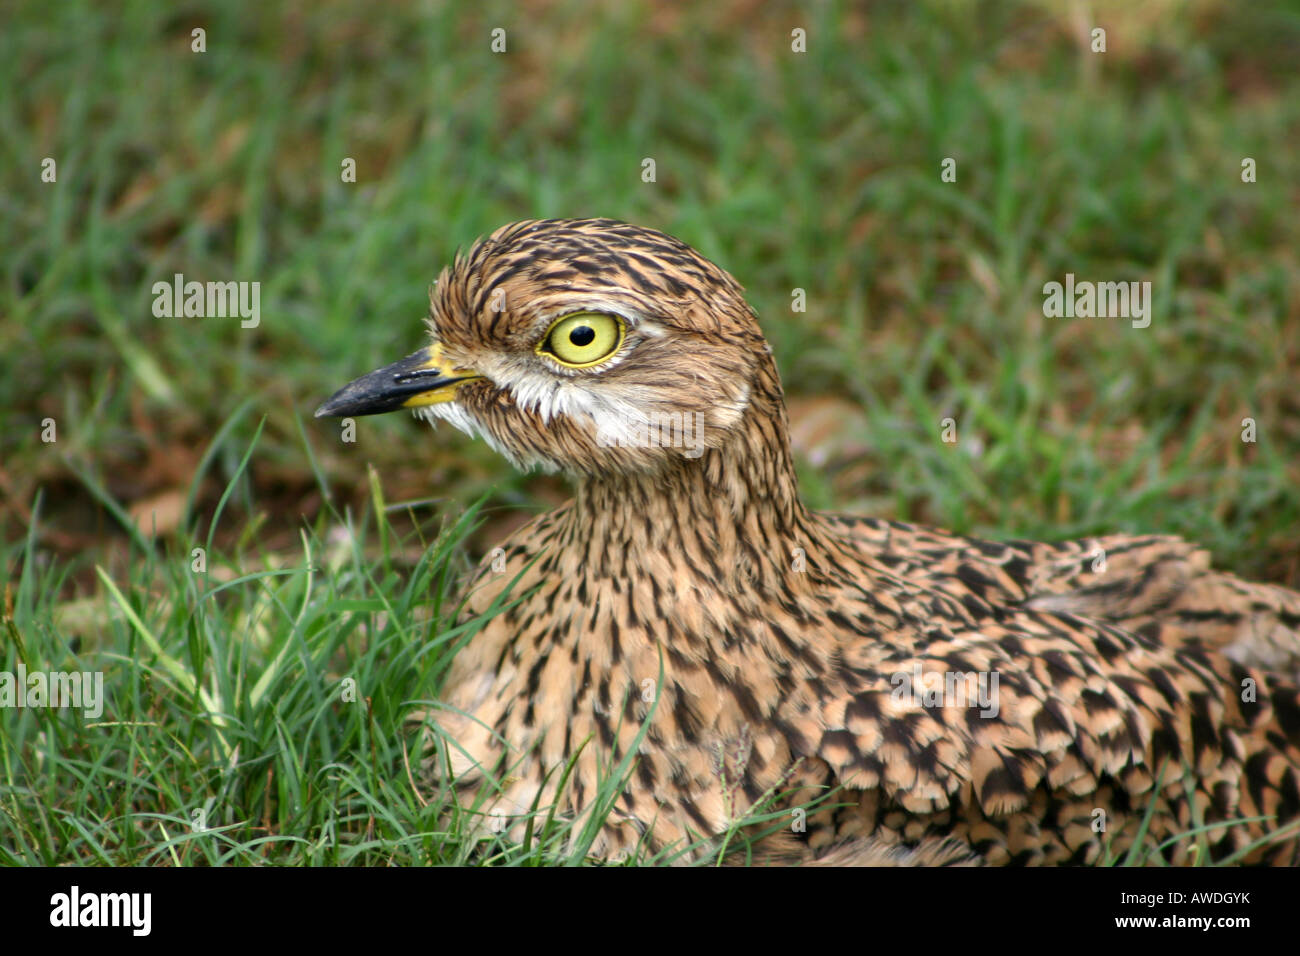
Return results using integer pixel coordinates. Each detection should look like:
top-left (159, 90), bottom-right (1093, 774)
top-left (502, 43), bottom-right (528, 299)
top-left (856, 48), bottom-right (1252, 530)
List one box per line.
top-left (538, 312), bottom-right (625, 368)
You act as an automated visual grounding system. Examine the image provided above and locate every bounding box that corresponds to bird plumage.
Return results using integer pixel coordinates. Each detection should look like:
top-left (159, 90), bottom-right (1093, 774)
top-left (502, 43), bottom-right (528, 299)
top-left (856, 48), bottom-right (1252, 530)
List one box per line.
top-left (319, 218), bottom-right (1300, 865)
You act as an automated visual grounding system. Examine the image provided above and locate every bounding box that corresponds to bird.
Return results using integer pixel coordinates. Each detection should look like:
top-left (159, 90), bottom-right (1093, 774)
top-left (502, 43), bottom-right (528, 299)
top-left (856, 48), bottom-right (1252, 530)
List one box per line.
top-left (317, 218), bottom-right (1300, 865)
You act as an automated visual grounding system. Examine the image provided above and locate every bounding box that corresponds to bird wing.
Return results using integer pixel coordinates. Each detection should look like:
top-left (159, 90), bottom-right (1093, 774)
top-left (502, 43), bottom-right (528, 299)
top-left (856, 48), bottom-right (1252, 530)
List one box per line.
top-left (815, 604), bottom-right (1209, 816)
top-left (804, 517), bottom-right (1300, 859)
top-left (831, 516), bottom-right (1300, 674)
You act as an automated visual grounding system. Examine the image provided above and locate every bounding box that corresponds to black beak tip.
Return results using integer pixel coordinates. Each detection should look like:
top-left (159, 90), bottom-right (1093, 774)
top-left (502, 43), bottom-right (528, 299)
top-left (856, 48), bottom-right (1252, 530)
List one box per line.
top-left (315, 389), bottom-right (364, 418)
top-left (314, 350), bottom-right (449, 421)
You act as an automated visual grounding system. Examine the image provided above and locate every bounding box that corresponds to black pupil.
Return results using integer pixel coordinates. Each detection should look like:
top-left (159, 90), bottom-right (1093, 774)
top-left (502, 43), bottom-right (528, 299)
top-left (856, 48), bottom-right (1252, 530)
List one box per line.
top-left (568, 325), bottom-right (595, 347)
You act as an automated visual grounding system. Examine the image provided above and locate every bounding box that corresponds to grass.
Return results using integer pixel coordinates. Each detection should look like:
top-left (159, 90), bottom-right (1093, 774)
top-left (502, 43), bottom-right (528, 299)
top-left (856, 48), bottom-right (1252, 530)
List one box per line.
top-left (0, 419), bottom-right (811, 865)
top-left (2, 0), bottom-right (1299, 864)
top-left (2, 418), bottom-right (614, 865)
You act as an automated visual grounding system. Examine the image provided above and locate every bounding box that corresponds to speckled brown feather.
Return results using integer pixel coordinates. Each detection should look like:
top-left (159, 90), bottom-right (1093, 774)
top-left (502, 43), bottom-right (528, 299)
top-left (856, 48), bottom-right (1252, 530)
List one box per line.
top-left (393, 219), bottom-right (1300, 865)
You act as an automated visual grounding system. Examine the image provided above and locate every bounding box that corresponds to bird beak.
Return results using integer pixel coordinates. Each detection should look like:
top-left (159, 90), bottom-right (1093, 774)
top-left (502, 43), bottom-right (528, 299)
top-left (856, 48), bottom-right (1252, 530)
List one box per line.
top-left (314, 343), bottom-right (482, 418)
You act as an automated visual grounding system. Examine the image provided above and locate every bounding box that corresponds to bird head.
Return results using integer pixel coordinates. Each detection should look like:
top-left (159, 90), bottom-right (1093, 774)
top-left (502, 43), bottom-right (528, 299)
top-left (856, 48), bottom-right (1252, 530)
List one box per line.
top-left (316, 219), bottom-right (780, 476)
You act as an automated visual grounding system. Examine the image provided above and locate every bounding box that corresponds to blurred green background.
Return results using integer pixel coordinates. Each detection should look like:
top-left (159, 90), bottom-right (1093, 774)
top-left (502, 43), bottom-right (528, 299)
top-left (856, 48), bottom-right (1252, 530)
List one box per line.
top-left (3, 0), bottom-right (1299, 587)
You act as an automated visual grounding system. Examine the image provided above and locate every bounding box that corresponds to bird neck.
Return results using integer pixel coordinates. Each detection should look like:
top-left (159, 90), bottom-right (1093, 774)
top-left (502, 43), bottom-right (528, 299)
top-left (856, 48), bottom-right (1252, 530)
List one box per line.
top-left (569, 353), bottom-right (815, 590)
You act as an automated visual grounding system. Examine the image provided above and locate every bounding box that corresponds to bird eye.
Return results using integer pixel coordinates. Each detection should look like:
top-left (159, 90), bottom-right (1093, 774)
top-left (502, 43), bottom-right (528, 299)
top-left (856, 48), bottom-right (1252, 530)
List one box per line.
top-left (538, 312), bottom-right (625, 368)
